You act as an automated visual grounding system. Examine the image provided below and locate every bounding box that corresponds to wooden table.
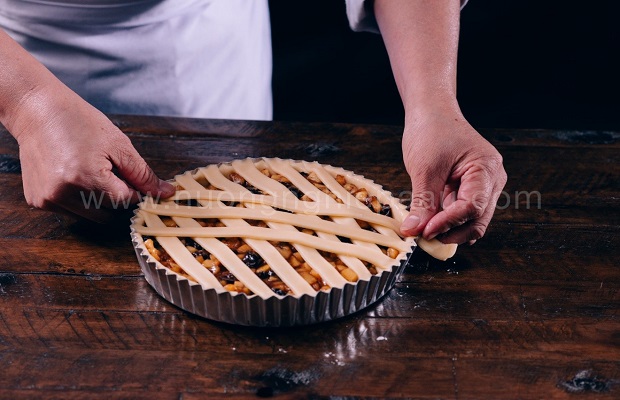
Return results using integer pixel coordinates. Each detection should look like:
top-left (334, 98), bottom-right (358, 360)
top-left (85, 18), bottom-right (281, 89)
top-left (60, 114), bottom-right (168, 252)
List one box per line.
top-left (0, 116), bottom-right (618, 399)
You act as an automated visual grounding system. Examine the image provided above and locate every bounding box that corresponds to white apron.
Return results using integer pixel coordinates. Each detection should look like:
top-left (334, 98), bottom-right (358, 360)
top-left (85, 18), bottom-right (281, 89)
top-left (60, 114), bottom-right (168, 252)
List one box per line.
top-left (0, 0), bottom-right (273, 120)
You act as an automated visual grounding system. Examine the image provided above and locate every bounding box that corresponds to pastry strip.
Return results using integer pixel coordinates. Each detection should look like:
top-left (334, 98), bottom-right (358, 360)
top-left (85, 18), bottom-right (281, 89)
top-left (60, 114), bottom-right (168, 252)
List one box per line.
top-left (416, 238), bottom-right (458, 261)
top-left (139, 202), bottom-right (409, 251)
top-left (171, 189), bottom-right (400, 231)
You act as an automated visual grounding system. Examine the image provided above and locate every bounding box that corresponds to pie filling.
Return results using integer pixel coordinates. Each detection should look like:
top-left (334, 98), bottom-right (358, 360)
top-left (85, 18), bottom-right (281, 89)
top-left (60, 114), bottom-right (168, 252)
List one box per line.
top-left (134, 159), bottom-right (454, 298)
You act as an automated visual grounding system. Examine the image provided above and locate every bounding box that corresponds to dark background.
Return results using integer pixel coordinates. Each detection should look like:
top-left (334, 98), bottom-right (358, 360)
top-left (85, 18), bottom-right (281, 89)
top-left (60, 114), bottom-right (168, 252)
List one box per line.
top-left (269, 0), bottom-right (620, 130)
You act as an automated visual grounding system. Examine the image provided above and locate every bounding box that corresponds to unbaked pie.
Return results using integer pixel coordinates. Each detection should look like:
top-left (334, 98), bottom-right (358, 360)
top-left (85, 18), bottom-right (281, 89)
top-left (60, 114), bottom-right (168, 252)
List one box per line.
top-left (131, 158), bottom-right (456, 325)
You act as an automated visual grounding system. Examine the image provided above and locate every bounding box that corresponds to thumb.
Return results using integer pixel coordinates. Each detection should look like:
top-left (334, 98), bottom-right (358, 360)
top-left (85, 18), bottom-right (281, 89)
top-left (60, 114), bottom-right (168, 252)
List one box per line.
top-left (401, 171), bottom-right (446, 237)
top-left (111, 141), bottom-right (175, 199)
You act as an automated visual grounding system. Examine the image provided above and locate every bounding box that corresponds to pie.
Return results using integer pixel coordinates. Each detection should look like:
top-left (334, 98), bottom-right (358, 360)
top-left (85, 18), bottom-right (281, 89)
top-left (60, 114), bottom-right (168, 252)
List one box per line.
top-left (131, 158), bottom-right (456, 324)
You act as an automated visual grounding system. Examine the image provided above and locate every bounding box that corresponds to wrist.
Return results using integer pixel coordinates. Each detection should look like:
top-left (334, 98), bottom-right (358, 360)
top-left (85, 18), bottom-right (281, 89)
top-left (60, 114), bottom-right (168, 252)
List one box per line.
top-left (403, 94), bottom-right (462, 126)
top-left (0, 30), bottom-right (64, 143)
top-left (4, 82), bottom-right (55, 145)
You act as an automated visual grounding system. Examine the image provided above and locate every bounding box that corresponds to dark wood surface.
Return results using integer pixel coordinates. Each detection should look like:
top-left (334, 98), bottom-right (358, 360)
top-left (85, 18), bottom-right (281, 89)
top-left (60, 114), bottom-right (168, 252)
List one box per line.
top-left (0, 115), bottom-right (618, 399)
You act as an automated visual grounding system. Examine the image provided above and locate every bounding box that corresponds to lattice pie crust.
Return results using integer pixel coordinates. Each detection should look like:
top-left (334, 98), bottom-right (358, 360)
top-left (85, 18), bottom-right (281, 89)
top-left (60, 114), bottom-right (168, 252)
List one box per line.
top-left (132, 158), bottom-right (456, 299)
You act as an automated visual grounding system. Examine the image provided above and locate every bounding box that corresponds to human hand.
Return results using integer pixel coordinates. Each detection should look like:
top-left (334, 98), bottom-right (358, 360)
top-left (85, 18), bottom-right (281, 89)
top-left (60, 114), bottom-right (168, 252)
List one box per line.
top-left (11, 85), bottom-right (175, 223)
top-left (400, 110), bottom-right (507, 245)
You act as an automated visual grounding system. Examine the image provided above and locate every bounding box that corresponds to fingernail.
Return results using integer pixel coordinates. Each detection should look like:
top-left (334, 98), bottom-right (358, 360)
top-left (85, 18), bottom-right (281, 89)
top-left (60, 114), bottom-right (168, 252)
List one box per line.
top-left (159, 180), bottom-right (175, 195)
top-left (426, 226), bottom-right (448, 241)
top-left (401, 215), bottom-right (420, 232)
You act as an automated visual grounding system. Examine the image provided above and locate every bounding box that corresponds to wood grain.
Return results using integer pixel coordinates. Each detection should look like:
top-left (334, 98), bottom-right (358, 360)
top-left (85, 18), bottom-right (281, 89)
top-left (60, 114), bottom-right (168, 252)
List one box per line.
top-left (0, 116), bottom-right (618, 399)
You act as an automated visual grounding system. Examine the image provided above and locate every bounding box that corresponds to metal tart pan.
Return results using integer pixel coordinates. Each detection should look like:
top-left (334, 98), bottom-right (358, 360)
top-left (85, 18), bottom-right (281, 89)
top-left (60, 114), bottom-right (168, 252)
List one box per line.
top-left (132, 225), bottom-right (410, 326)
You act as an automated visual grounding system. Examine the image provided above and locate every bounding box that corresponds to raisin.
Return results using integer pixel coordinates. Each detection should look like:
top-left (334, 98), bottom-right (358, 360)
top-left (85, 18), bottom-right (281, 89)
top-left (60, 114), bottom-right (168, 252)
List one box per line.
top-left (287, 186), bottom-right (303, 199)
top-left (257, 270), bottom-right (274, 280)
top-left (380, 204), bottom-right (392, 217)
top-left (219, 271), bottom-right (236, 284)
top-left (192, 250), bottom-right (209, 259)
top-left (242, 252), bottom-right (264, 268)
top-left (175, 199), bottom-right (199, 207)
top-left (337, 235), bottom-right (352, 244)
top-left (184, 239), bottom-right (203, 250)
top-left (245, 185), bottom-right (262, 194)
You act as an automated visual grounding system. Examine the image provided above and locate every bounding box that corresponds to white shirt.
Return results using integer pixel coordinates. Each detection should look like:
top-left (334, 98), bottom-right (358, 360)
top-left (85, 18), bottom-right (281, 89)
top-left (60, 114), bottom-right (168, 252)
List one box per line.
top-left (345, 0), bottom-right (470, 33)
top-left (0, 1), bottom-right (465, 120)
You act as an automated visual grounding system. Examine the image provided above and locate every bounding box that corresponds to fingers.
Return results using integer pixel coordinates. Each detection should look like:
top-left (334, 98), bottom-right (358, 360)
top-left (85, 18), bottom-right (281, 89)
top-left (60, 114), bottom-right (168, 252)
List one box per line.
top-left (108, 136), bottom-right (175, 199)
top-left (25, 165), bottom-right (144, 222)
top-left (400, 171), bottom-right (447, 237)
top-left (86, 132), bottom-right (176, 216)
top-left (441, 185), bottom-right (459, 209)
top-left (423, 169), bottom-right (493, 240)
top-left (79, 134), bottom-right (177, 219)
top-left (435, 198), bottom-right (495, 244)
top-left (426, 169), bottom-right (506, 244)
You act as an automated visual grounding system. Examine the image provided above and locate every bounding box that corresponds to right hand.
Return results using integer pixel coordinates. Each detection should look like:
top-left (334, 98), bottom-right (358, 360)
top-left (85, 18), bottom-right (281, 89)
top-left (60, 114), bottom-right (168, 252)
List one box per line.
top-left (12, 84), bottom-right (175, 223)
top-left (400, 108), bottom-right (507, 245)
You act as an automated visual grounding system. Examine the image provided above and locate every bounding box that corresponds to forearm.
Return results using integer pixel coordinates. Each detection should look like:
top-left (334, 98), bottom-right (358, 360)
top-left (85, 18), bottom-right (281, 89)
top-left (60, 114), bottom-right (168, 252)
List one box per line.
top-left (374, 1), bottom-right (506, 246)
top-left (374, 0), bottom-right (462, 121)
top-left (0, 29), bottom-right (62, 139)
